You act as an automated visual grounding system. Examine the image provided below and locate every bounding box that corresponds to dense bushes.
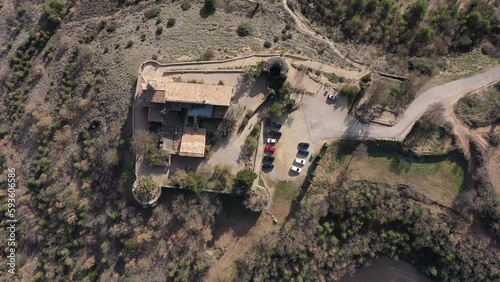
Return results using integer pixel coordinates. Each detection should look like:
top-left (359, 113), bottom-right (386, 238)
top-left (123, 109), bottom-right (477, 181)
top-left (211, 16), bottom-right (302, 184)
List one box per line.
top-left (237, 180), bottom-right (500, 281)
top-left (297, 0), bottom-right (497, 56)
top-left (145, 148), bottom-right (169, 167)
top-left (44, 0), bottom-right (68, 24)
top-left (135, 176), bottom-right (158, 201)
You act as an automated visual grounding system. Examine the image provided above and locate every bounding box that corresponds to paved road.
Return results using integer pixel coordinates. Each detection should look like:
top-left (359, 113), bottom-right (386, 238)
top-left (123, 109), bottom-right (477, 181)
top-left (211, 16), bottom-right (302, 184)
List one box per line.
top-left (303, 66), bottom-right (500, 143)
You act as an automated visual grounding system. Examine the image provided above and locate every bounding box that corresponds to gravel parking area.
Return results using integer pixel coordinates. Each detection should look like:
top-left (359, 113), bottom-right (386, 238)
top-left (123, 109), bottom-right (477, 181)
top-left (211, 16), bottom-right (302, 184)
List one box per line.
top-left (301, 87), bottom-right (353, 143)
top-left (264, 108), bottom-right (313, 180)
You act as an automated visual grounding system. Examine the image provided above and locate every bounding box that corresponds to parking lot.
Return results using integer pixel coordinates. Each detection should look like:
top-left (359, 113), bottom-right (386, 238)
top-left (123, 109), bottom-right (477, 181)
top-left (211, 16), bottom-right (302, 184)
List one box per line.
top-left (262, 108), bottom-right (313, 180)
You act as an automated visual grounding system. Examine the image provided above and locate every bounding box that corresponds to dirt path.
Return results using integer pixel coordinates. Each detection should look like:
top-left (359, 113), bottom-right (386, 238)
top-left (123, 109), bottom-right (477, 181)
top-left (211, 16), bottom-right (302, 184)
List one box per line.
top-left (145, 53), bottom-right (367, 81)
top-left (281, 0), bottom-right (364, 70)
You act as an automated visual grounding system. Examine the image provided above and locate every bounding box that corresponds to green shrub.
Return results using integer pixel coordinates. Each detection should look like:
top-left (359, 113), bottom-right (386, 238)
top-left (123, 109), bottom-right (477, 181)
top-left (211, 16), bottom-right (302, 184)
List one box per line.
top-left (181, 1), bottom-right (192, 11)
top-left (408, 58), bottom-right (436, 76)
top-left (145, 148), bottom-right (169, 167)
top-left (106, 22), bottom-right (117, 32)
top-left (43, 0), bottom-right (68, 24)
top-left (263, 41), bottom-right (272, 48)
top-left (203, 0), bottom-right (218, 14)
top-left (234, 169), bottom-right (257, 194)
top-left (167, 18), bottom-right (176, 27)
top-left (340, 84), bottom-right (361, 104)
top-left (273, 36), bottom-right (279, 43)
top-left (135, 176), bottom-right (158, 200)
top-left (126, 40), bottom-right (134, 48)
top-left (155, 18), bottom-right (162, 25)
top-left (0, 126), bottom-right (8, 138)
top-left (144, 7), bottom-right (161, 19)
top-left (237, 22), bottom-right (254, 37)
top-left (270, 102), bottom-right (283, 118)
top-left (156, 25), bottom-right (163, 35)
top-left (99, 19), bottom-right (108, 30)
top-left (123, 238), bottom-right (139, 253)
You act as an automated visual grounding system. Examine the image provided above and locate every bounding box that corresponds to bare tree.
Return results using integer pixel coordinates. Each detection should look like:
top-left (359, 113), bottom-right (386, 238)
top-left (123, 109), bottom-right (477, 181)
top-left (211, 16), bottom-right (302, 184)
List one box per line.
top-left (133, 129), bottom-right (155, 154)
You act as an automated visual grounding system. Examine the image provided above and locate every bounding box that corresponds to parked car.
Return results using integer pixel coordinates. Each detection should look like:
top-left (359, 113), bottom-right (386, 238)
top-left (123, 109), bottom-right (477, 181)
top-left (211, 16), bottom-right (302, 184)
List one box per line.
top-left (298, 142), bottom-right (310, 149)
top-left (263, 156), bottom-right (275, 162)
top-left (294, 158), bottom-right (306, 165)
top-left (269, 130), bottom-right (282, 138)
top-left (327, 93), bottom-right (337, 100)
top-left (262, 163), bottom-right (275, 170)
top-left (265, 145), bottom-right (276, 153)
top-left (267, 138), bottom-right (278, 144)
top-left (270, 121), bottom-right (282, 129)
top-left (298, 149), bottom-right (309, 156)
top-left (290, 165), bottom-right (302, 173)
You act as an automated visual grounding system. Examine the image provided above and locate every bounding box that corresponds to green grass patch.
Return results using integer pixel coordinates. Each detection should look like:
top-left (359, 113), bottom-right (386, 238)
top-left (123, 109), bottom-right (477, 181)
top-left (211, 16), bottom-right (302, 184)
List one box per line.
top-left (314, 140), bottom-right (466, 206)
top-left (274, 180), bottom-right (300, 201)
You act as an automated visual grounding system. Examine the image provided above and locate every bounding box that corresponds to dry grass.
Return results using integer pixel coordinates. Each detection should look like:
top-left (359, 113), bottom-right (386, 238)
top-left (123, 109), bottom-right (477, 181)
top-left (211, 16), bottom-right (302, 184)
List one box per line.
top-left (446, 49), bottom-right (500, 77)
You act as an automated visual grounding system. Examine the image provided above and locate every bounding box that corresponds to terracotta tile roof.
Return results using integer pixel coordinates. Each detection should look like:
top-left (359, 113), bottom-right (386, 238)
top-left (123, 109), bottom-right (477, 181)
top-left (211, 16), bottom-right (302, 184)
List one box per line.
top-left (151, 90), bottom-right (166, 103)
top-left (179, 129), bottom-right (206, 158)
top-left (165, 83), bottom-right (233, 106)
top-left (140, 75), bottom-right (233, 106)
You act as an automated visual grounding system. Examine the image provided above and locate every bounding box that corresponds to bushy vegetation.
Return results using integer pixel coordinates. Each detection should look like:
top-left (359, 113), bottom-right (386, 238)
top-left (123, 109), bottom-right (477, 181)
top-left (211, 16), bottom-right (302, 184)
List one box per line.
top-left (135, 176), bottom-right (158, 201)
top-left (339, 84), bottom-right (360, 104)
top-left (203, 0), bottom-right (218, 15)
top-left (181, 1), bottom-right (192, 11)
top-left (144, 7), bottom-right (161, 19)
top-left (234, 169), bottom-right (257, 195)
top-left (455, 85), bottom-right (500, 127)
top-left (145, 148), bottom-right (169, 167)
top-left (167, 18), bottom-right (176, 27)
top-left (237, 179), bottom-right (499, 281)
top-left (44, 0), bottom-right (68, 24)
top-left (237, 22), bottom-right (254, 37)
top-left (297, 0), bottom-right (498, 57)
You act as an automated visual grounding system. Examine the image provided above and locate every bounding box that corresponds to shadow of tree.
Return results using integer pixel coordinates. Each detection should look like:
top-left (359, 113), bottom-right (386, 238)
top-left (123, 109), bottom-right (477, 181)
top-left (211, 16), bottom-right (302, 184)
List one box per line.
top-left (341, 114), bottom-right (372, 140)
top-left (233, 76), bottom-right (267, 103)
top-left (208, 194), bottom-right (260, 246)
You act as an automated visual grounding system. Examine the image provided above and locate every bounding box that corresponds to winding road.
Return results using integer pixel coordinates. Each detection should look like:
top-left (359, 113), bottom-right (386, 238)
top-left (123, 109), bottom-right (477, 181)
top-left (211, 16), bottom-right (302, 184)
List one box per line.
top-left (302, 65), bottom-right (500, 144)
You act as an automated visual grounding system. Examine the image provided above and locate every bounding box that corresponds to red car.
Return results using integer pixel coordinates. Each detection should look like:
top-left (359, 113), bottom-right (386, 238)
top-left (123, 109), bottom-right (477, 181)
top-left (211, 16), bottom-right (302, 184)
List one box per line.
top-left (265, 145), bottom-right (276, 153)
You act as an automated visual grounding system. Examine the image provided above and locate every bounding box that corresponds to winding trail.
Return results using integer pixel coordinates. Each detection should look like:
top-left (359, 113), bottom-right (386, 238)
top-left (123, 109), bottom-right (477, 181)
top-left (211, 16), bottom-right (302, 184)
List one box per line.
top-left (281, 0), bottom-right (364, 70)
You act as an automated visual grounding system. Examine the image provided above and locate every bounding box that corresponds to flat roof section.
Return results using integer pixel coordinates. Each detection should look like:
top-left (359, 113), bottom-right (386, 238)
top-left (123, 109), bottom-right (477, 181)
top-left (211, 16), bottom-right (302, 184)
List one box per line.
top-left (179, 129), bottom-right (207, 158)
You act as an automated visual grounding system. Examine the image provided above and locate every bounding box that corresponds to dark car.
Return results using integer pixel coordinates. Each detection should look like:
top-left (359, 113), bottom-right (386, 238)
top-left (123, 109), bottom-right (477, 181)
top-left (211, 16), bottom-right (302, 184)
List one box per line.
top-left (270, 121), bottom-right (282, 129)
top-left (298, 142), bottom-right (310, 149)
top-left (262, 163), bottom-right (275, 170)
top-left (269, 130), bottom-right (282, 138)
top-left (263, 156), bottom-right (275, 162)
top-left (298, 149), bottom-right (309, 156)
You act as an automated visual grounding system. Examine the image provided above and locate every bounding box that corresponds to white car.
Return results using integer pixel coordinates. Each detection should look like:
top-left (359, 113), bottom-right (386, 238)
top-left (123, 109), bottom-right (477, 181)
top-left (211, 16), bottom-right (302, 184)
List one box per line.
top-left (328, 94), bottom-right (337, 100)
top-left (267, 138), bottom-right (277, 144)
top-left (290, 165), bottom-right (302, 173)
top-left (294, 158), bottom-right (306, 165)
